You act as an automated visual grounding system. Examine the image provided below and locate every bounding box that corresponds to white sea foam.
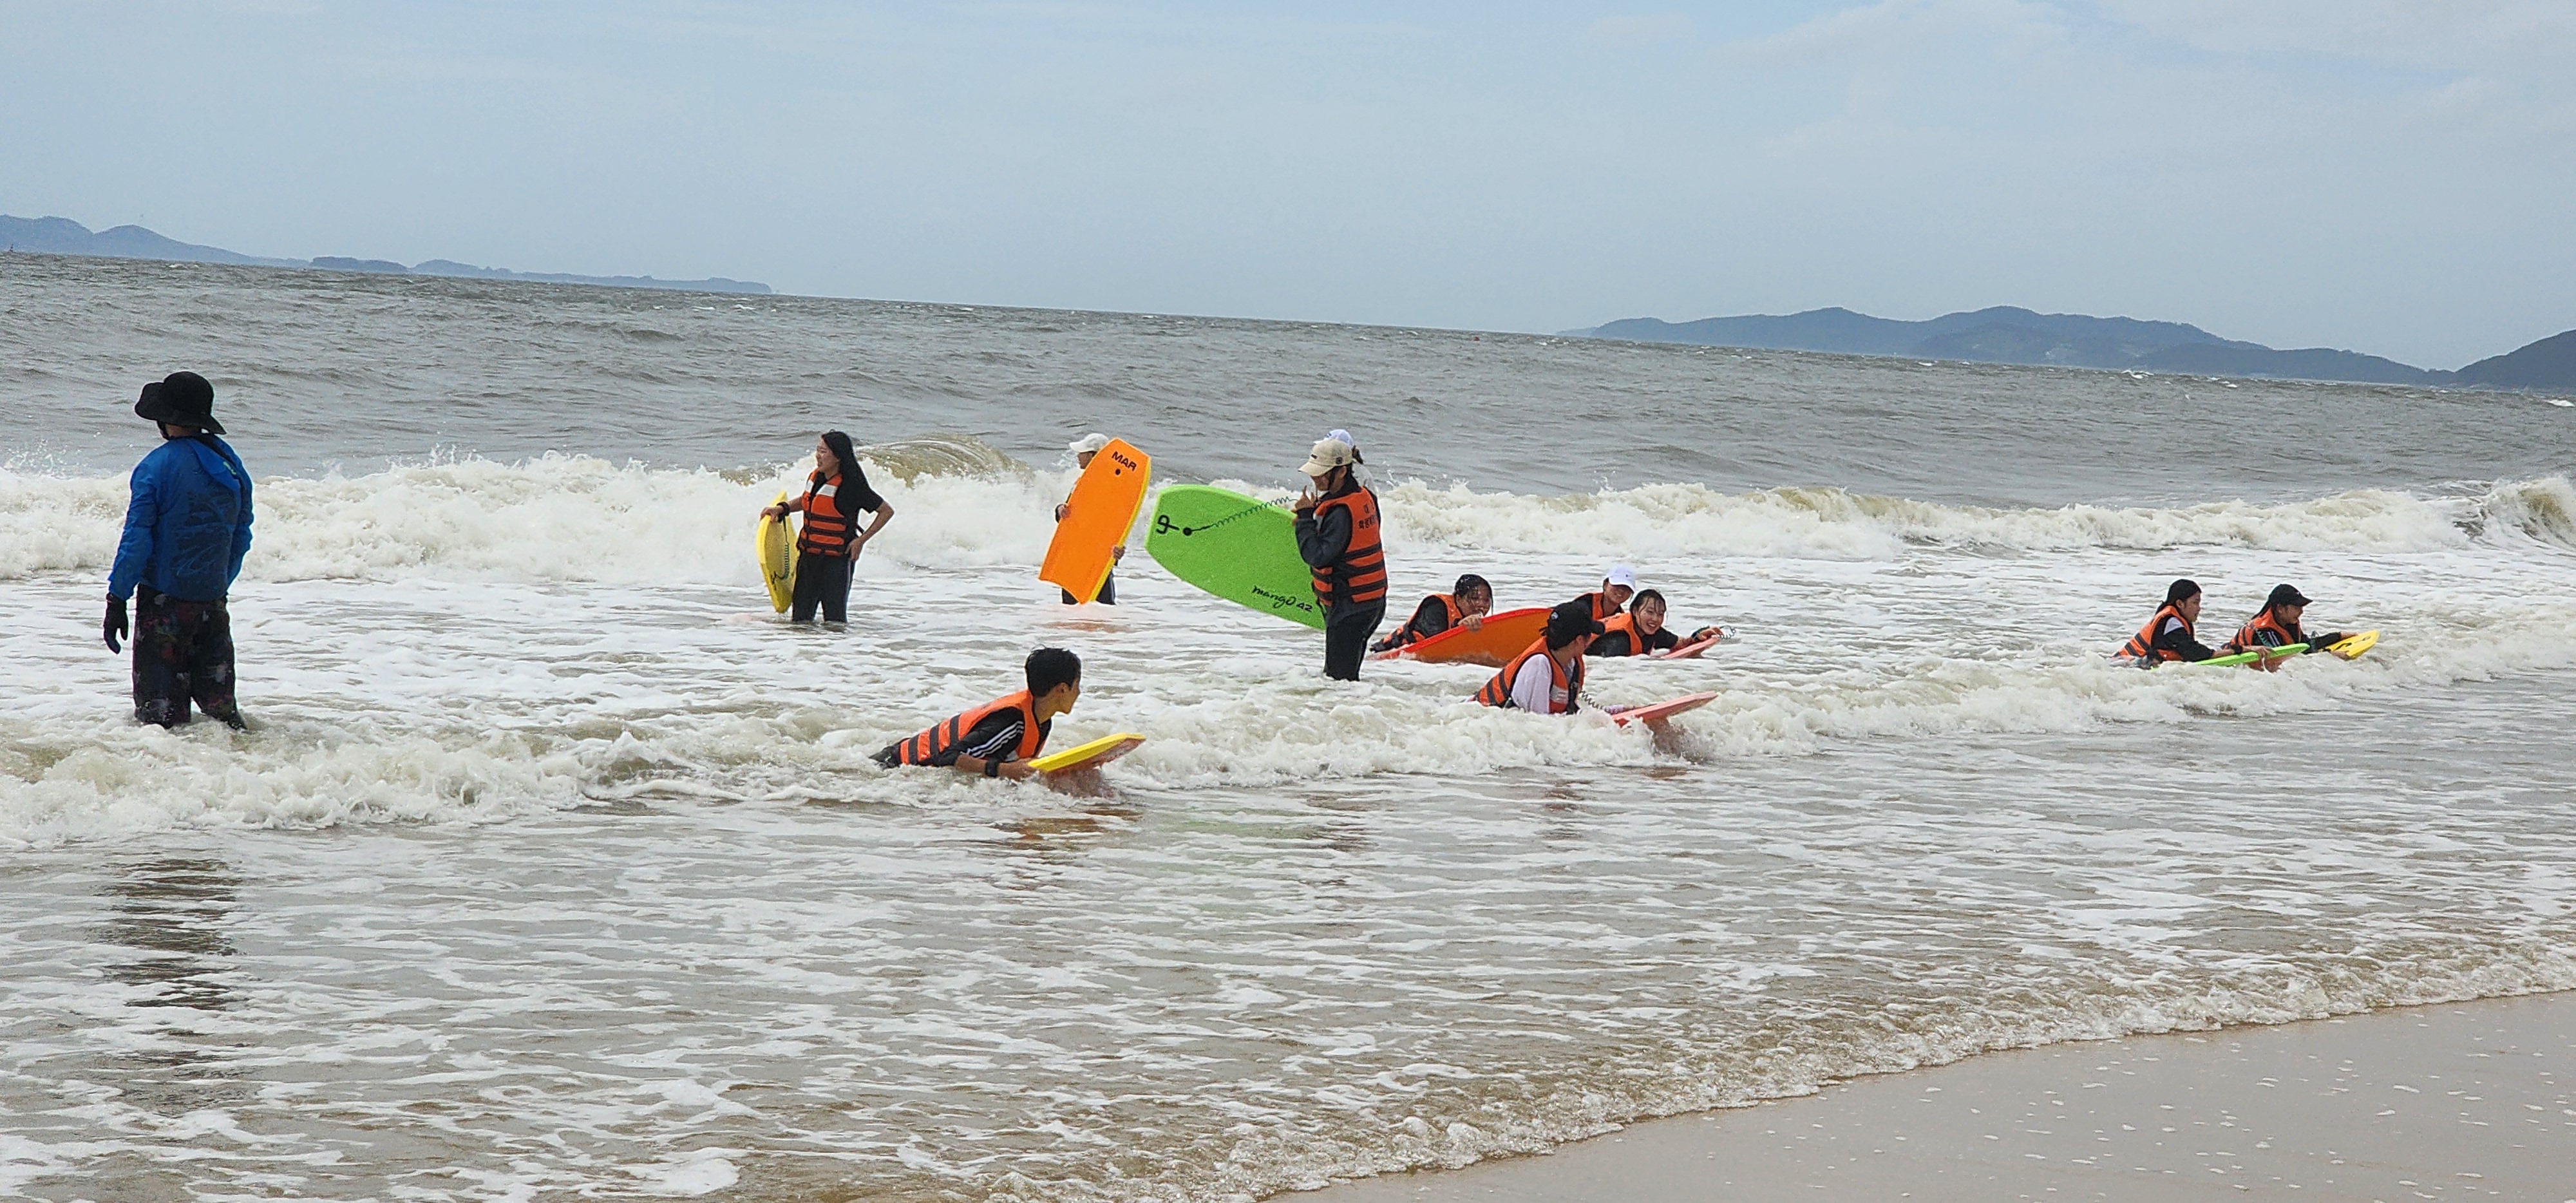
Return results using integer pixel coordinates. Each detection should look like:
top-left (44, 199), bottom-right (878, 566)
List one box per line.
top-left (9, 454), bottom-right (2564, 592)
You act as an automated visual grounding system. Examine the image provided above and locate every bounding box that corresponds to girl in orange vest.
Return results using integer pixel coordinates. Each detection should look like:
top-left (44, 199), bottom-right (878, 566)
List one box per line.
top-left (1588, 589), bottom-right (1723, 658)
top-left (1568, 565), bottom-right (1637, 624)
top-left (1372, 574), bottom-right (1492, 653)
top-left (1293, 435), bottom-right (1387, 681)
top-left (1477, 602), bottom-right (1602, 714)
top-left (759, 431), bottom-right (894, 623)
top-left (873, 648), bottom-right (1083, 779)
top-left (2116, 578), bottom-right (2217, 665)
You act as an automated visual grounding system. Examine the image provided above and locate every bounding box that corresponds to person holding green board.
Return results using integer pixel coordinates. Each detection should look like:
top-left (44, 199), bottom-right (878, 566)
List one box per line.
top-left (2223, 584), bottom-right (2350, 672)
top-left (1293, 435), bottom-right (1387, 681)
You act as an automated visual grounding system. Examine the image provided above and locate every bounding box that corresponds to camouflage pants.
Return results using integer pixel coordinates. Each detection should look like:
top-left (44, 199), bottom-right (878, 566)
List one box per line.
top-left (132, 589), bottom-right (243, 729)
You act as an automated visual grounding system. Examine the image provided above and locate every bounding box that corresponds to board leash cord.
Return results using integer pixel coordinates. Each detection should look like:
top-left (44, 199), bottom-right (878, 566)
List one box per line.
top-left (1162, 499), bottom-right (1287, 537)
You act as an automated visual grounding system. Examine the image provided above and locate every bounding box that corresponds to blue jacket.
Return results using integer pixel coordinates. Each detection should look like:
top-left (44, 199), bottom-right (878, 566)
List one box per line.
top-left (108, 435), bottom-right (254, 603)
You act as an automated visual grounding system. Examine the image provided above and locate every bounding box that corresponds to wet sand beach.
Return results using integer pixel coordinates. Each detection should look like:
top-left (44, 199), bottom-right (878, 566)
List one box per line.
top-left (1300, 991), bottom-right (2576, 1202)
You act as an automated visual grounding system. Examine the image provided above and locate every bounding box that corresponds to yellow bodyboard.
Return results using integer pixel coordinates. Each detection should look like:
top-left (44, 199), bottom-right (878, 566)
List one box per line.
top-left (2325, 629), bottom-right (2380, 659)
top-left (1041, 439), bottom-right (1151, 604)
top-left (757, 491), bottom-right (797, 612)
top-left (1029, 732), bottom-right (1146, 773)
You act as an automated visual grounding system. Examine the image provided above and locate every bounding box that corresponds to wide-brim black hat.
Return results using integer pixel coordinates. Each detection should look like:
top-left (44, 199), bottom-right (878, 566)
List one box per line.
top-left (135, 371), bottom-right (224, 435)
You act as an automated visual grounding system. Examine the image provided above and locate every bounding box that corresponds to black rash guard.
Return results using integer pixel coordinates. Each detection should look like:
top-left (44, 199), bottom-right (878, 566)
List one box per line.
top-left (1372, 594), bottom-right (1458, 652)
top-left (1587, 626), bottom-right (1681, 658)
top-left (2151, 614), bottom-right (2218, 663)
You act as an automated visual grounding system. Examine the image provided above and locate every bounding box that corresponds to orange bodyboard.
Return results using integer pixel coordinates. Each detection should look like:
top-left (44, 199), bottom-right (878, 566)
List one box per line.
top-left (1376, 606), bottom-right (1551, 667)
top-left (1041, 439), bottom-right (1151, 603)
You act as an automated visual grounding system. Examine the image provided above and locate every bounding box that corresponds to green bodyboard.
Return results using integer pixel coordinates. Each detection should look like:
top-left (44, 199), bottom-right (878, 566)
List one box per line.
top-left (2199, 642), bottom-right (2309, 667)
top-left (1144, 484), bottom-right (1324, 629)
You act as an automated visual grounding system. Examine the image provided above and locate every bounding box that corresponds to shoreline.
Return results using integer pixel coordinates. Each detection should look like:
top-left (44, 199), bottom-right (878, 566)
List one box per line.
top-left (1293, 990), bottom-right (2576, 1201)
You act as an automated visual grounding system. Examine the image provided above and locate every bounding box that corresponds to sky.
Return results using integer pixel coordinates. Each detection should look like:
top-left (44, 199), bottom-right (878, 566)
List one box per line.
top-left (4, 1), bottom-right (2571, 367)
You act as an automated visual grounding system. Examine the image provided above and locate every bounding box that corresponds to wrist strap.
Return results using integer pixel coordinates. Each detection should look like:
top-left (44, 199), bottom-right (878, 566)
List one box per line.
top-left (983, 758), bottom-right (1001, 778)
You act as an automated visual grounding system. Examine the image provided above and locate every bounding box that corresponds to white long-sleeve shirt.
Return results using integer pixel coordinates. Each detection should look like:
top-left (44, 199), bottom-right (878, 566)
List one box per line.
top-left (1510, 654), bottom-right (1573, 713)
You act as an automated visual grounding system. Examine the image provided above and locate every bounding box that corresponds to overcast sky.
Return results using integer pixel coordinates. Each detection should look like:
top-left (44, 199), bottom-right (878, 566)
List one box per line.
top-left (5, 1), bottom-right (2570, 366)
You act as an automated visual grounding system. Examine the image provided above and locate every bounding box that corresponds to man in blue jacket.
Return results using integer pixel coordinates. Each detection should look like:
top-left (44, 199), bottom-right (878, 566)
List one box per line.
top-left (105, 372), bottom-right (254, 728)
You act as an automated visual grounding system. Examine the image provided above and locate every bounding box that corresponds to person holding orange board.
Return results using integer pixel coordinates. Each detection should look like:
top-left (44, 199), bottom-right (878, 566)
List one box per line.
top-left (1477, 602), bottom-right (1600, 714)
top-left (873, 648), bottom-right (1083, 780)
top-left (1294, 435), bottom-right (1387, 681)
top-left (1372, 574), bottom-right (1493, 653)
top-left (1054, 433), bottom-right (1127, 605)
top-left (1588, 589), bottom-right (1722, 658)
top-left (760, 431), bottom-right (893, 623)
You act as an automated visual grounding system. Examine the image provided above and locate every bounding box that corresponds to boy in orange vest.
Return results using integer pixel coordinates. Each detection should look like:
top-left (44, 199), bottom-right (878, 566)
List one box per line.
top-left (873, 649), bottom-right (1082, 780)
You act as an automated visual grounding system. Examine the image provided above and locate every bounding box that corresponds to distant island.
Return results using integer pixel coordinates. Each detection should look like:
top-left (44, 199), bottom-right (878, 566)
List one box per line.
top-left (0, 215), bottom-right (770, 295)
top-left (1575, 306), bottom-right (2576, 393)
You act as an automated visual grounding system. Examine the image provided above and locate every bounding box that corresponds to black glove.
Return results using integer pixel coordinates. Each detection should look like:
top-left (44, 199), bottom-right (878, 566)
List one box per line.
top-left (104, 598), bottom-right (128, 653)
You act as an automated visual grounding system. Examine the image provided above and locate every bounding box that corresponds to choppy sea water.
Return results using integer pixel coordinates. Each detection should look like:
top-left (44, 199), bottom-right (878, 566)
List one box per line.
top-left (3, 255), bottom-right (2574, 1200)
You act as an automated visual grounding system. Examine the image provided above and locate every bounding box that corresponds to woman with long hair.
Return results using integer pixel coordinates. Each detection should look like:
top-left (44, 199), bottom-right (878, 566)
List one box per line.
top-left (760, 430), bottom-right (893, 623)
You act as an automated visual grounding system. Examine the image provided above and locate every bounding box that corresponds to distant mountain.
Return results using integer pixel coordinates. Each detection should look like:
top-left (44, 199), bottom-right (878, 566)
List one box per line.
top-left (1582, 306), bottom-right (2442, 386)
top-left (2453, 330), bottom-right (2576, 390)
top-left (1, 215), bottom-right (770, 295)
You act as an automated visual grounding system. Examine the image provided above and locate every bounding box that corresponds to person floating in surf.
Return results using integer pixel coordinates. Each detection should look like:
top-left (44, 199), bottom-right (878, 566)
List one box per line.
top-left (2117, 578), bottom-right (2219, 666)
top-left (2224, 584), bottom-right (2352, 671)
top-left (873, 648), bottom-right (1081, 780)
top-left (106, 371), bottom-right (254, 729)
top-left (1587, 589), bottom-right (1722, 658)
top-left (1570, 565), bottom-right (1637, 623)
top-left (1478, 601), bottom-right (1601, 714)
top-left (1055, 433), bottom-right (1126, 605)
top-left (1372, 573), bottom-right (1493, 653)
top-left (760, 431), bottom-right (893, 623)
top-left (1293, 434), bottom-right (1387, 681)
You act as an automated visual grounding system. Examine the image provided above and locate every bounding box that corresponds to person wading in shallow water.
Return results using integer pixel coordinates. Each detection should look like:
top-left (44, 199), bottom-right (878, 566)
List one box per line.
top-left (761, 430), bottom-right (893, 623)
top-left (1056, 433), bottom-right (1125, 605)
top-left (1293, 434), bottom-right (1387, 681)
top-left (105, 371), bottom-right (255, 729)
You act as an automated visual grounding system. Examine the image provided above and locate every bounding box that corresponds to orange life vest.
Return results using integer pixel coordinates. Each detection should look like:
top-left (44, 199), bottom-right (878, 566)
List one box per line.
top-left (1594, 612), bottom-right (1651, 657)
top-left (1578, 591), bottom-right (1620, 622)
top-left (887, 691), bottom-right (1046, 766)
top-left (1477, 639), bottom-right (1585, 713)
top-left (2226, 609), bottom-right (2301, 654)
top-left (2117, 603), bottom-right (2191, 662)
top-left (796, 471), bottom-right (860, 556)
top-left (1383, 593), bottom-right (1462, 649)
top-left (1309, 487), bottom-right (1387, 607)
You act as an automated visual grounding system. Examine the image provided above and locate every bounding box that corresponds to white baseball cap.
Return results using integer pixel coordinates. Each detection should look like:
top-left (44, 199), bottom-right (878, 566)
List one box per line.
top-left (1068, 433), bottom-right (1111, 455)
top-left (1605, 565), bottom-right (1637, 589)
